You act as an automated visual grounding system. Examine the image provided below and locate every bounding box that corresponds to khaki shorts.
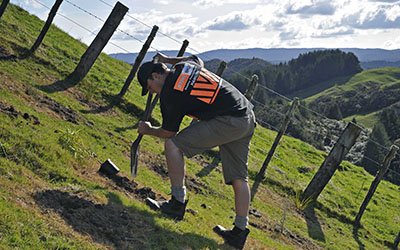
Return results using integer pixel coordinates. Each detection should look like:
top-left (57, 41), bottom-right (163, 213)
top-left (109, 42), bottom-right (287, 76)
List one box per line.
top-left (171, 111), bottom-right (256, 184)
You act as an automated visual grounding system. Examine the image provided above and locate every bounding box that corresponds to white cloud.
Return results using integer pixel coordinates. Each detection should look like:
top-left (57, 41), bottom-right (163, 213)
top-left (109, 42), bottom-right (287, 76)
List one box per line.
top-left (153, 0), bottom-right (169, 5)
top-left (193, 0), bottom-right (263, 8)
top-left (385, 4), bottom-right (400, 21)
top-left (285, 0), bottom-right (336, 16)
top-left (114, 10), bottom-right (202, 41)
top-left (204, 11), bottom-right (261, 31)
top-left (341, 3), bottom-right (400, 29)
top-left (368, 0), bottom-right (399, 2)
top-left (83, 0), bottom-right (400, 51)
top-left (312, 27), bottom-right (354, 38)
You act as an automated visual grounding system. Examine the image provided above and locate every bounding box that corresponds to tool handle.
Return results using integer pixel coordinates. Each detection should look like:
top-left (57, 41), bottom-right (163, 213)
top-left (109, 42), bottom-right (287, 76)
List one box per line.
top-left (142, 93), bottom-right (153, 121)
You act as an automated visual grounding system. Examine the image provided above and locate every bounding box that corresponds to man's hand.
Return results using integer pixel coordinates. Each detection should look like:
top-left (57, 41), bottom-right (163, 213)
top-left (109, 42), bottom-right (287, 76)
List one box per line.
top-left (153, 52), bottom-right (168, 64)
top-left (138, 121), bottom-right (152, 135)
top-left (153, 52), bottom-right (187, 66)
top-left (138, 121), bottom-right (177, 138)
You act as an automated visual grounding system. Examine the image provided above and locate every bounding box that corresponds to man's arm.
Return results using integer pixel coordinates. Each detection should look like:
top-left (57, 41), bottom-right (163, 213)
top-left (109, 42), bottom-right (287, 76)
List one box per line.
top-left (138, 121), bottom-right (177, 139)
top-left (154, 52), bottom-right (204, 67)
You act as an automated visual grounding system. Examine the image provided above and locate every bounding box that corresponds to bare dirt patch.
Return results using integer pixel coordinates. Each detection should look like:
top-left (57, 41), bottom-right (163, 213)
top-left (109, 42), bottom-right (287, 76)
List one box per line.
top-left (36, 95), bottom-right (81, 124)
top-left (33, 189), bottom-right (150, 249)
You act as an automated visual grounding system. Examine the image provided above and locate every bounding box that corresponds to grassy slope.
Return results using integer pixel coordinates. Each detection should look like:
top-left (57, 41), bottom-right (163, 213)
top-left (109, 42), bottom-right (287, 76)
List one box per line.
top-left (299, 68), bottom-right (400, 128)
top-left (304, 68), bottom-right (400, 103)
top-left (1, 4), bottom-right (399, 250)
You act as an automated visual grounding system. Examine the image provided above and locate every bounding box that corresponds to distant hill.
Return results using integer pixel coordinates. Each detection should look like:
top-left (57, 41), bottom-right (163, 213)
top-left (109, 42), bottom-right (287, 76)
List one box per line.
top-left (305, 67), bottom-right (400, 120)
top-left (204, 58), bottom-right (272, 78)
top-left (361, 60), bottom-right (400, 69)
top-left (109, 48), bottom-right (400, 69)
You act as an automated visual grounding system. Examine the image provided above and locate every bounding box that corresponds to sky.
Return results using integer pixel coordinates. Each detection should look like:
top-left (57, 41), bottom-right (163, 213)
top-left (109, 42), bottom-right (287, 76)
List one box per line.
top-left (10, 0), bottom-right (400, 55)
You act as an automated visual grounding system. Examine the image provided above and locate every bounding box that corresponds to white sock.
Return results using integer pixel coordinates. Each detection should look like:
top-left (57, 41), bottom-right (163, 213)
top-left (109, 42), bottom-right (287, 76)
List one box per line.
top-left (234, 215), bottom-right (248, 230)
top-left (171, 186), bottom-right (186, 203)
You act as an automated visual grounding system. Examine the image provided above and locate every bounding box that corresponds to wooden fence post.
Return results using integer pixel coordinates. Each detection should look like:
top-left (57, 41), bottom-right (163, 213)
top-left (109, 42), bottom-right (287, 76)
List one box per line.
top-left (118, 25), bottom-right (159, 98)
top-left (0, 0), bottom-right (10, 20)
top-left (177, 39), bottom-right (189, 58)
top-left (67, 1), bottom-right (128, 84)
top-left (354, 145), bottom-right (399, 225)
top-left (302, 122), bottom-right (362, 202)
top-left (394, 231), bottom-right (400, 249)
top-left (27, 0), bottom-right (63, 56)
top-left (216, 61), bottom-right (227, 77)
top-left (245, 74), bottom-right (258, 101)
top-left (254, 97), bottom-right (299, 181)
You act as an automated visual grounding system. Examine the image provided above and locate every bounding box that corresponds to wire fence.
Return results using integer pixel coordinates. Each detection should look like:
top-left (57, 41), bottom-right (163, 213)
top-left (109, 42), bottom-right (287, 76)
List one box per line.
top-left (28, 0), bottom-right (400, 181)
top-left (5, 0), bottom-right (400, 230)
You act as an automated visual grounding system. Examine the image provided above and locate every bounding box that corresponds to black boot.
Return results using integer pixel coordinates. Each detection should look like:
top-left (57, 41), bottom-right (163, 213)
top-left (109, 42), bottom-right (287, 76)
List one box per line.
top-left (213, 225), bottom-right (250, 249)
top-left (146, 196), bottom-right (188, 220)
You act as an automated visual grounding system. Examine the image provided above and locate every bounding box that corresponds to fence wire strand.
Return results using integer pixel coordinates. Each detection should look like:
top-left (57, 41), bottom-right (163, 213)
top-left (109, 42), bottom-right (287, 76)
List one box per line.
top-left (31, 0), bottom-right (132, 56)
top-left (252, 99), bottom-right (286, 118)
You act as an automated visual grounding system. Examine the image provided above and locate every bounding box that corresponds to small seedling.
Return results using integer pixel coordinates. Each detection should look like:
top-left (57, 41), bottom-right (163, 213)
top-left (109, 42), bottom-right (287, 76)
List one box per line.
top-left (58, 128), bottom-right (87, 159)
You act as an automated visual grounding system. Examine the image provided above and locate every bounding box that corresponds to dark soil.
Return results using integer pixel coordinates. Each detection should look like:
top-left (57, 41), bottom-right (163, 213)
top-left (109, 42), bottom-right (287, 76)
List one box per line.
top-left (33, 190), bottom-right (151, 249)
top-left (98, 171), bottom-right (159, 201)
top-left (0, 100), bottom-right (40, 124)
top-left (36, 95), bottom-right (81, 124)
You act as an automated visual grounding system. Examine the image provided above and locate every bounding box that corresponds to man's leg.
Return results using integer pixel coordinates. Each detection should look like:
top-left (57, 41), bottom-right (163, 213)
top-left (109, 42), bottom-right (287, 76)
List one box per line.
top-left (214, 178), bottom-right (250, 249)
top-left (165, 138), bottom-right (185, 186)
top-left (165, 139), bottom-right (186, 203)
top-left (232, 179), bottom-right (250, 229)
top-left (145, 138), bottom-right (187, 220)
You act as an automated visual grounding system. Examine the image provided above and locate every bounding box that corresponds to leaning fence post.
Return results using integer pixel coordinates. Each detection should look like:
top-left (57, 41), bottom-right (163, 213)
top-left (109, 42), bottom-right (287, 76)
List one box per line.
top-left (395, 231), bottom-right (400, 249)
top-left (354, 145), bottom-right (399, 225)
top-left (27, 0), bottom-right (63, 56)
top-left (255, 97), bottom-right (299, 181)
top-left (302, 122), bottom-right (362, 202)
top-left (118, 25), bottom-right (159, 98)
top-left (245, 74), bottom-right (258, 101)
top-left (0, 0), bottom-right (10, 20)
top-left (177, 39), bottom-right (189, 58)
top-left (67, 1), bottom-right (128, 84)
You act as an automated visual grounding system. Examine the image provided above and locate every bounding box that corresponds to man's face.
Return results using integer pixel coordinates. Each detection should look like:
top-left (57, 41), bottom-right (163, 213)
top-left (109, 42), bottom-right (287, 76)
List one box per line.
top-left (146, 72), bottom-right (162, 94)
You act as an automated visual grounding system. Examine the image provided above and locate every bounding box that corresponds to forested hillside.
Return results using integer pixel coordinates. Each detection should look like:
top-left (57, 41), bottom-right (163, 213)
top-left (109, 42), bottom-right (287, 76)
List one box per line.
top-left (207, 51), bottom-right (400, 186)
top-left (204, 49), bottom-right (363, 110)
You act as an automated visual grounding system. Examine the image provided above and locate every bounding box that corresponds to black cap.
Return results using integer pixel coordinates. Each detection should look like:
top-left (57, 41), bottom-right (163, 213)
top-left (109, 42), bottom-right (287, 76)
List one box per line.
top-left (137, 61), bottom-right (156, 96)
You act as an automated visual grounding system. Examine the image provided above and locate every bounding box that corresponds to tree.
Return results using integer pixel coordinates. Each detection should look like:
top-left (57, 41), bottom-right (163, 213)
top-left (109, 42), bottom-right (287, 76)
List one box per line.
top-left (379, 107), bottom-right (400, 141)
top-left (327, 103), bottom-right (343, 120)
top-left (361, 122), bottom-right (391, 175)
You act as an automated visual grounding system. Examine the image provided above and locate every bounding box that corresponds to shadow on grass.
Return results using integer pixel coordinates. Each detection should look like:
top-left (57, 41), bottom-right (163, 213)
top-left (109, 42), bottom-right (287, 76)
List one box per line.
top-left (0, 42), bottom-right (28, 61)
top-left (196, 149), bottom-right (221, 178)
top-left (249, 171), bottom-right (295, 201)
top-left (33, 189), bottom-right (218, 249)
top-left (80, 93), bottom-right (122, 115)
top-left (250, 173), bottom-right (325, 243)
top-left (352, 225), bottom-right (366, 250)
top-left (37, 79), bottom-right (78, 93)
top-left (80, 93), bottom-right (161, 131)
top-left (0, 54), bottom-right (18, 61)
top-left (304, 206), bottom-right (326, 243)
